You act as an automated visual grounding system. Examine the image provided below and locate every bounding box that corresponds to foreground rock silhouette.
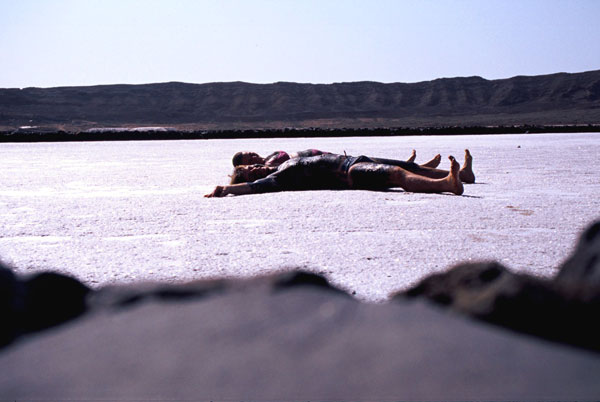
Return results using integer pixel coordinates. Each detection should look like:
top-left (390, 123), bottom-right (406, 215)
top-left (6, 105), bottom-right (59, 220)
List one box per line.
top-left (1, 221), bottom-right (599, 399)
top-left (397, 221), bottom-right (600, 352)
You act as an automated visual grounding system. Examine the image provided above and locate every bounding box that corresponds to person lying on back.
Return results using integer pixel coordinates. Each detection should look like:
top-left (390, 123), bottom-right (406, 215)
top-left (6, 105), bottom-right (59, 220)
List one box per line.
top-left (232, 149), bottom-right (328, 167)
top-left (206, 150), bottom-right (474, 198)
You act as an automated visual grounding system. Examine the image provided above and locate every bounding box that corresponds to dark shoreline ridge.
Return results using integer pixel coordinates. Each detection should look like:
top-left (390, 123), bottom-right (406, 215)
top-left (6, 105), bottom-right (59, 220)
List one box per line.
top-left (2, 124), bottom-right (600, 143)
top-left (2, 69), bottom-right (600, 134)
top-left (1, 220), bottom-right (599, 353)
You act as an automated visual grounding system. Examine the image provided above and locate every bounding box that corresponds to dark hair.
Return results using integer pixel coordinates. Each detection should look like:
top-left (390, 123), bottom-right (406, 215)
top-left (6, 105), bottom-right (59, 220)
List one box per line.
top-left (232, 151), bottom-right (264, 167)
top-left (232, 152), bottom-right (245, 167)
top-left (229, 165), bottom-right (274, 184)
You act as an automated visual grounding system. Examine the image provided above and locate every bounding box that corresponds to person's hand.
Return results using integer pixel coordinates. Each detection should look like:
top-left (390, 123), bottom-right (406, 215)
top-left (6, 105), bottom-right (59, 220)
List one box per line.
top-left (204, 186), bottom-right (225, 198)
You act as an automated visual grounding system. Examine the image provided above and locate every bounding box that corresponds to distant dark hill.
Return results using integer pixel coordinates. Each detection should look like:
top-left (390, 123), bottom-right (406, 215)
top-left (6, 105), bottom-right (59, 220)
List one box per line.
top-left (2, 70), bottom-right (600, 130)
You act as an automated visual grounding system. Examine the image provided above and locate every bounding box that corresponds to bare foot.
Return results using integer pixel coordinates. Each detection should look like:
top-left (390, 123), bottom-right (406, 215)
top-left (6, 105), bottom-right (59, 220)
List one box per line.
top-left (407, 149), bottom-right (417, 163)
top-left (459, 149), bottom-right (475, 183)
top-left (421, 154), bottom-right (441, 168)
top-left (447, 156), bottom-right (464, 195)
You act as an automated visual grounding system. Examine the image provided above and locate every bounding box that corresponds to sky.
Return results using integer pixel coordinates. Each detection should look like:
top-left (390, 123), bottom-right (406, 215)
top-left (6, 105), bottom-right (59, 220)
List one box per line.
top-left (1, 0), bottom-right (599, 88)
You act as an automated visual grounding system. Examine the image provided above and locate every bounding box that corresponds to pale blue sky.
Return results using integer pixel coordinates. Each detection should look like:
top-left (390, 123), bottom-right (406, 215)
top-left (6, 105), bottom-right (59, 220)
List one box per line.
top-left (1, 0), bottom-right (599, 88)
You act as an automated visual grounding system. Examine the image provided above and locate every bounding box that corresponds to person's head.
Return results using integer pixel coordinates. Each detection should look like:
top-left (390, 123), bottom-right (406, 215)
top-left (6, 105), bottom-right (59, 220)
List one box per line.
top-left (230, 164), bottom-right (276, 184)
top-left (232, 151), bottom-right (265, 167)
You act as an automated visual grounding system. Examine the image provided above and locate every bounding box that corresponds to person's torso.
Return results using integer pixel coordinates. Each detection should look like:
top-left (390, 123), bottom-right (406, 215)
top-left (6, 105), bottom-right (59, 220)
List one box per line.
top-left (264, 151), bottom-right (290, 166)
top-left (273, 154), bottom-right (355, 190)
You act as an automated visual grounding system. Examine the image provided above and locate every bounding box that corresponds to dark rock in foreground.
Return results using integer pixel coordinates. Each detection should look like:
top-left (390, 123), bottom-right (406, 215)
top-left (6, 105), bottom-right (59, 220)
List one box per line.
top-left (556, 221), bottom-right (600, 287)
top-left (1, 273), bottom-right (600, 400)
top-left (1, 220), bottom-right (600, 399)
top-left (0, 266), bottom-right (89, 347)
top-left (397, 221), bottom-right (600, 352)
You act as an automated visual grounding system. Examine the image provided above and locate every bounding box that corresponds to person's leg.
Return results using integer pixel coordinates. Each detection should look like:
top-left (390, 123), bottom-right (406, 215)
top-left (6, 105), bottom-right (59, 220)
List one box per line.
top-left (348, 156), bottom-right (463, 195)
top-left (405, 149), bottom-right (441, 168)
top-left (368, 153), bottom-right (440, 169)
top-left (374, 149), bottom-right (475, 183)
top-left (420, 154), bottom-right (441, 168)
top-left (459, 149), bottom-right (475, 183)
top-left (398, 156), bottom-right (463, 194)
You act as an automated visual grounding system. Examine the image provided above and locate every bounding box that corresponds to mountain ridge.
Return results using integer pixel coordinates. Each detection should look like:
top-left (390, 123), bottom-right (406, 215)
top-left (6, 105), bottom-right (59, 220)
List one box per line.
top-left (1, 70), bottom-right (600, 130)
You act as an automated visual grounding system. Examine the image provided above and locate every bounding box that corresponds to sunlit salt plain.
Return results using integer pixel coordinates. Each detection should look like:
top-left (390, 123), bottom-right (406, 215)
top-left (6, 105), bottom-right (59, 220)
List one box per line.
top-left (1, 133), bottom-right (599, 301)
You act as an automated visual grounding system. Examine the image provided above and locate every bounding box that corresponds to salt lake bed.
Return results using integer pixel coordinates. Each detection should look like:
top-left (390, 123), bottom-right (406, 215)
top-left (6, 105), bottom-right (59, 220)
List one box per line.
top-left (1, 133), bottom-right (599, 301)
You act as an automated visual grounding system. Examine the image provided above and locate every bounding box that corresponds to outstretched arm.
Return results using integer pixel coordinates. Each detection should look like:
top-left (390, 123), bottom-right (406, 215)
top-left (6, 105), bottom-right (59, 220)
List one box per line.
top-left (204, 173), bottom-right (283, 197)
top-left (204, 183), bottom-right (254, 197)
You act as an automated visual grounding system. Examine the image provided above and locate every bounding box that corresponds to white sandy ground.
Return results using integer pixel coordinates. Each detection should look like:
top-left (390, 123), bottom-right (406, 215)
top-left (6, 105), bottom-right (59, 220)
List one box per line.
top-left (1, 133), bottom-right (599, 302)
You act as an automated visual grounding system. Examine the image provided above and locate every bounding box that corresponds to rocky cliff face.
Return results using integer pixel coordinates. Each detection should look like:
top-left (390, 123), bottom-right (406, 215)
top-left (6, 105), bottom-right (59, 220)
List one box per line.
top-left (2, 70), bottom-right (600, 128)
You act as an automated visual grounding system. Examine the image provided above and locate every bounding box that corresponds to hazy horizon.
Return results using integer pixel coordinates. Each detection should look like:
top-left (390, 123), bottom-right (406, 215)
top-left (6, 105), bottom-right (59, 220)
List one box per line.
top-left (7, 68), bottom-right (600, 90)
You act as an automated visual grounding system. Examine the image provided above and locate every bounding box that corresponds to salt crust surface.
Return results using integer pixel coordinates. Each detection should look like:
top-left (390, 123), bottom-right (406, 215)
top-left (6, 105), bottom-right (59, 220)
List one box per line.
top-left (1, 133), bottom-right (599, 301)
